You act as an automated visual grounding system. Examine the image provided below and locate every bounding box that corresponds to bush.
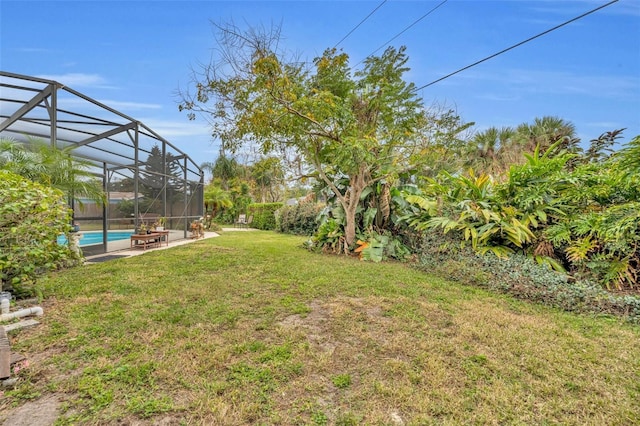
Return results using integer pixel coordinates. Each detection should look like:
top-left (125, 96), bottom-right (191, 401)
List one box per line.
top-left (247, 202), bottom-right (283, 230)
top-left (412, 229), bottom-right (640, 324)
top-left (0, 171), bottom-right (81, 297)
top-left (276, 202), bottom-right (323, 236)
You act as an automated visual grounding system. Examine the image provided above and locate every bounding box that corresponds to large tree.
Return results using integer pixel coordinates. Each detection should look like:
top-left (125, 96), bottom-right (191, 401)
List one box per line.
top-left (251, 156), bottom-right (284, 202)
top-left (139, 144), bottom-right (181, 215)
top-left (179, 23), bottom-right (436, 248)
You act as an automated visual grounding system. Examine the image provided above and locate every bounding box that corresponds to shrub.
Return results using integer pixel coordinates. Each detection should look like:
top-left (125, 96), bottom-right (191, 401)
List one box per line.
top-left (412, 229), bottom-right (640, 324)
top-left (0, 171), bottom-right (81, 297)
top-left (276, 202), bottom-right (323, 236)
top-left (403, 143), bottom-right (640, 290)
top-left (247, 202), bottom-right (283, 230)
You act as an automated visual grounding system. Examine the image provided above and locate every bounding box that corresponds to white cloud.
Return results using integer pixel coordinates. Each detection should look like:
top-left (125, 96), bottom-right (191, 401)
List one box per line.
top-left (510, 69), bottom-right (638, 98)
top-left (36, 73), bottom-right (117, 89)
top-left (55, 97), bottom-right (161, 114)
top-left (100, 100), bottom-right (162, 111)
top-left (140, 117), bottom-right (212, 139)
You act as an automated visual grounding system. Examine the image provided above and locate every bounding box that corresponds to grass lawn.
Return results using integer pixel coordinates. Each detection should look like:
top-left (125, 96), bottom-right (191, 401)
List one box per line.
top-left (1, 231), bottom-right (639, 425)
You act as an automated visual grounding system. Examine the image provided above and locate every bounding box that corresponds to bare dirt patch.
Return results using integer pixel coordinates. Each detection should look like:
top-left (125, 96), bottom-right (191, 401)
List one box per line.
top-left (276, 297), bottom-right (415, 424)
top-left (1, 393), bottom-right (61, 426)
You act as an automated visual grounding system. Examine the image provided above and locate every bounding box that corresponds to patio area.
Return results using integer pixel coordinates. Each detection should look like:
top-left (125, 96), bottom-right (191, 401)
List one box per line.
top-left (83, 231), bottom-right (220, 263)
top-left (82, 227), bottom-right (258, 263)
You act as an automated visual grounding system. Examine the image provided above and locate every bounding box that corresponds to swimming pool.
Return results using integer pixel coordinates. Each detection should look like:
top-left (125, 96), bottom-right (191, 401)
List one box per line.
top-left (58, 231), bottom-right (134, 247)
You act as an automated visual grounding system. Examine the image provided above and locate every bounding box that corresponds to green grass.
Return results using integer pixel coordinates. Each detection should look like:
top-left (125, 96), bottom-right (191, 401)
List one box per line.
top-left (1, 231), bottom-right (639, 425)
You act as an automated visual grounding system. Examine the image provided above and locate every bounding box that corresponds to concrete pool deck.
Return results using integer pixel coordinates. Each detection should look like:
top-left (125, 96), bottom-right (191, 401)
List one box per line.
top-left (83, 231), bottom-right (220, 263)
top-left (83, 227), bottom-right (255, 263)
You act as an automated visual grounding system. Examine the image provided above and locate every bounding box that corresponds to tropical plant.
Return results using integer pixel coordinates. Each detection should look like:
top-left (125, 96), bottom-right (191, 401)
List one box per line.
top-left (201, 154), bottom-right (244, 190)
top-left (514, 116), bottom-right (579, 155)
top-left (203, 184), bottom-right (233, 228)
top-left (543, 156), bottom-right (640, 289)
top-left (404, 169), bottom-right (542, 258)
top-left (0, 137), bottom-right (106, 207)
top-left (405, 129), bottom-right (640, 290)
top-left (617, 134), bottom-right (640, 175)
top-left (465, 126), bottom-right (517, 176)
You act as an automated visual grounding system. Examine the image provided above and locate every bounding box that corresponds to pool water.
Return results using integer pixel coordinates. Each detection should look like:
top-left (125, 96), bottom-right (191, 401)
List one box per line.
top-left (57, 231), bottom-right (134, 247)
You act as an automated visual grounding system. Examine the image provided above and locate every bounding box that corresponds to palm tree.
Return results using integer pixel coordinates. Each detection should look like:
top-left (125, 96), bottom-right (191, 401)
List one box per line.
top-left (514, 116), bottom-right (579, 156)
top-left (201, 155), bottom-right (243, 189)
top-left (0, 137), bottom-right (106, 207)
top-left (467, 126), bottom-right (516, 176)
top-left (203, 184), bottom-right (233, 227)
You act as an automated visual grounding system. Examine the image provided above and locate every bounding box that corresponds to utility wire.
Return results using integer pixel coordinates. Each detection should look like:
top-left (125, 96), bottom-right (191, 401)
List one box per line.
top-left (354, 0), bottom-right (449, 67)
top-left (415, 0), bottom-right (619, 91)
top-left (333, 0), bottom-right (388, 49)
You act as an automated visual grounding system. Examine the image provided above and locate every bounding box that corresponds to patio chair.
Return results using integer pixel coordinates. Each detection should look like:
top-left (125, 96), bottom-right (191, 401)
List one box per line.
top-left (235, 214), bottom-right (247, 228)
top-left (245, 215), bottom-right (253, 229)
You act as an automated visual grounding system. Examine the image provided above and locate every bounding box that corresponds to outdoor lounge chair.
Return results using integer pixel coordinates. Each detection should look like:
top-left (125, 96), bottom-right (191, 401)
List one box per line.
top-left (235, 214), bottom-right (247, 228)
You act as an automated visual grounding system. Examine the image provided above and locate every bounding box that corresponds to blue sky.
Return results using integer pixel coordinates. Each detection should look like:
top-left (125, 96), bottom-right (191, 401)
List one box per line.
top-left (1, 0), bottom-right (639, 166)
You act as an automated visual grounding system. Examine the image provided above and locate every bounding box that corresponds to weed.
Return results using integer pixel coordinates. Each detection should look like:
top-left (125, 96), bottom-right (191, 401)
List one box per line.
top-left (311, 410), bottom-right (328, 425)
top-left (331, 374), bottom-right (352, 389)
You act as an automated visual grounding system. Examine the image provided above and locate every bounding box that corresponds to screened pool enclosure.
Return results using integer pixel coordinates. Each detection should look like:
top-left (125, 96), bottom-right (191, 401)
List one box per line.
top-left (0, 71), bottom-right (204, 255)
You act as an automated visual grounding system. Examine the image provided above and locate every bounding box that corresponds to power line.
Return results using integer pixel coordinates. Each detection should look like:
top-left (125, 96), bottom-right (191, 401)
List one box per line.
top-left (333, 0), bottom-right (388, 49)
top-left (415, 0), bottom-right (619, 92)
top-left (354, 0), bottom-right (449, 67)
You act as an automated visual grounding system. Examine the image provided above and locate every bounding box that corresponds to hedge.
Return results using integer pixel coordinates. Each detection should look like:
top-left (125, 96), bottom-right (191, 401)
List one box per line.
top-left (247, 203), bottom-right (283, 230)
top-left (276, 202), bottom-right (323, 236)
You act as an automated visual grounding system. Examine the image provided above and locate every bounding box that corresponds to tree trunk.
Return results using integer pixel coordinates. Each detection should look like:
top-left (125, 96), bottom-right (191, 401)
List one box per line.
top-left (342, 167), bottom-right (368, 248)
top-left (343, 200), bottom-right (358, 248)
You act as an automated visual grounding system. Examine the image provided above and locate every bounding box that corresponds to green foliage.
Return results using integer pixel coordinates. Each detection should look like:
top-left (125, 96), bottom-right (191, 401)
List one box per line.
top-left (201, 155), bottom-right (243, 189)
top-left (617, 135), bottom-right (640, 175)
top-left (0, 137), bottom-right (106, 207)
top-left (538, 148), bottom-right (640, 289)
top-left (116, 198), bottom-right (135, 218)
top-left (312, 217), bottom-right (347, 254)
top-left (546, 200), bottom-right (640, 289)
top-left (354, 232), bottom-right (411, 263)
top-left (211, 178), bottom-right (253, 224)
top-left (138, 144), bottom-right (183, 215)
top-left (404, 170), bottom-right (538, 257)
top-left (459, 116), bottom-right (578, 176)
top-left (247, 202), bottom-right (284, 230)
top-left (276, 202), bottom-right (323, 236)
top-left (403, 131), bottom-right (640, 290)
top-left (0, 171), bottom-right (81, 296)
top-left (251, 156), bottom-right (285, 202)
top-left (179, 23), bottom-right (472, 249)
top-left (412, 230), bottom-right (640, 323)
top-left (203, 184), bottom-right (233, 228)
